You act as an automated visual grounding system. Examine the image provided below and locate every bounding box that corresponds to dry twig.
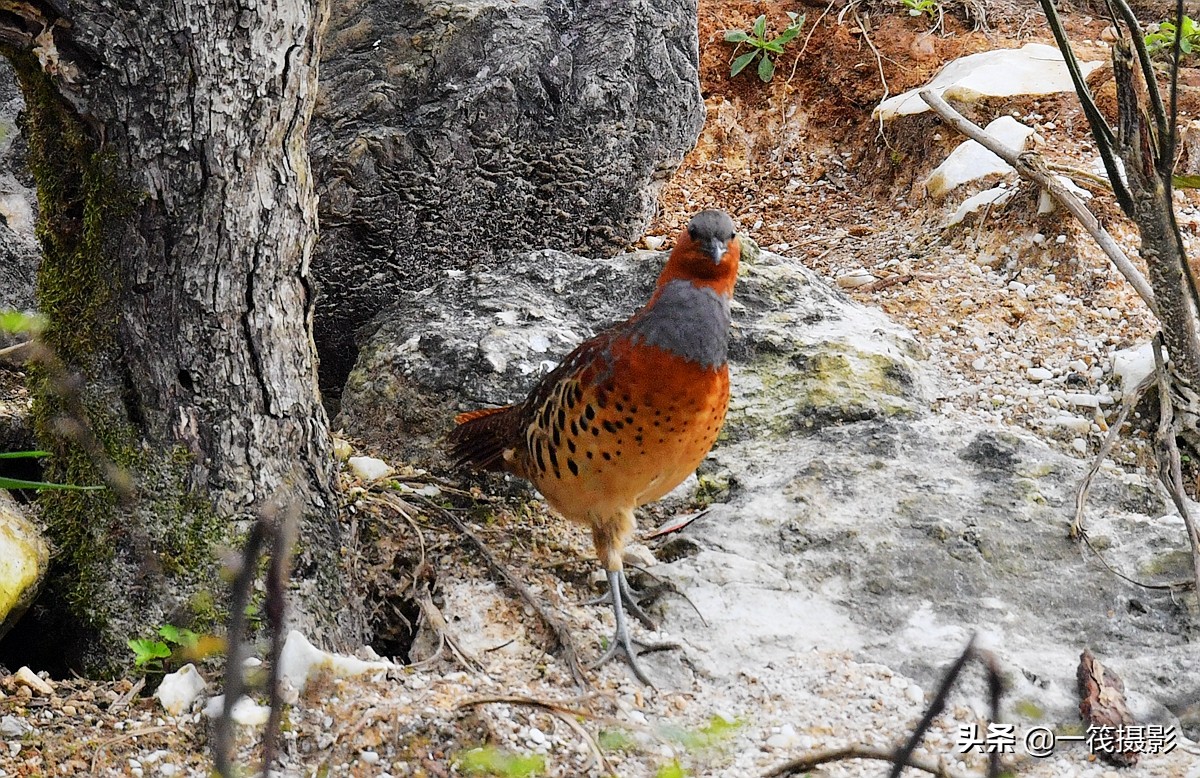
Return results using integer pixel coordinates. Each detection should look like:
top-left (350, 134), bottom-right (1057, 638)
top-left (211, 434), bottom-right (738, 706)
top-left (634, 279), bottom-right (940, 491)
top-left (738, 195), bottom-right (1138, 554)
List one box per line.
top-left (417, 497), bottom-right (588, 686)
top-left (764, 744), bottom-right (977, 778)
top-left (459, 693), bottom-right (618, 775)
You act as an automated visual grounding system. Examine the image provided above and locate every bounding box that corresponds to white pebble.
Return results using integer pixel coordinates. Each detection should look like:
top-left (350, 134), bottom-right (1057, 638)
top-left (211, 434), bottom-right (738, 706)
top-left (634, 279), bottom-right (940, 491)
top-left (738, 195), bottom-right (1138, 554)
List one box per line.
top-left (1072, 438), bottom-right (1088, 454)
top-left (360, 750), bottom-right (380, 764)
top-left (1027, 367), bottom-right (1053, 382)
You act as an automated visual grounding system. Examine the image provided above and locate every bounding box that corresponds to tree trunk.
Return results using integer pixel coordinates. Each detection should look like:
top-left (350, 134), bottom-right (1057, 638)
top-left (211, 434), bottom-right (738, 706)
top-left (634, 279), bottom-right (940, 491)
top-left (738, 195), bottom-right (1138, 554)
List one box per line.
top-left (0, 0), bottom-right (363, 673)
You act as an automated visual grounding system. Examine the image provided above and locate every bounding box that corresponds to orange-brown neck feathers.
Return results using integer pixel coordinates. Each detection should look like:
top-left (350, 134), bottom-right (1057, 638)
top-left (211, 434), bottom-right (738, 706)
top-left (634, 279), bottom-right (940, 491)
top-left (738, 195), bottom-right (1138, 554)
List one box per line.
top-left (656, 210), bottom-right (740, 299)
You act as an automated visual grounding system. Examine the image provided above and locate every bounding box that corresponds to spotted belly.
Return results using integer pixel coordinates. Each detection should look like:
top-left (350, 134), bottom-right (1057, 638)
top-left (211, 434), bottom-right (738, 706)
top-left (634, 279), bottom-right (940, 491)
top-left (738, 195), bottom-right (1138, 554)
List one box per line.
top-left (521, 344), bottom-right (730, 523)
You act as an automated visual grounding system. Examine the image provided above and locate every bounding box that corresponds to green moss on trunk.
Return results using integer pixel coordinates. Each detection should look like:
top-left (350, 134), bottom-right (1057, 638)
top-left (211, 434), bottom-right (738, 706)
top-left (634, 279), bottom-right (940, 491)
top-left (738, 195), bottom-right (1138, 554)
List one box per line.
top-left (3, 50), bottom-right (230, 675)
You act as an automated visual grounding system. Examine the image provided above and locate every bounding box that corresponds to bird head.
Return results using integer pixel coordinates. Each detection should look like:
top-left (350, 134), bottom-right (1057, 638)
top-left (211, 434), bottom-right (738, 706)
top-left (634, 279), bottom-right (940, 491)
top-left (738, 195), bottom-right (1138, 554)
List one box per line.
top-left (657, 209), bottom-right (740, 298)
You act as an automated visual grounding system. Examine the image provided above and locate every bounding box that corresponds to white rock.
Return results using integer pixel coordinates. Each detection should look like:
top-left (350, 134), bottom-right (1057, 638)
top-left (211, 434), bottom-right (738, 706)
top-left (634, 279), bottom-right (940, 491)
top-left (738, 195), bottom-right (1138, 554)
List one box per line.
top-left (1027, 367), bottom-right (1054, 382)
top-left (836, 269), bottom-right (878, 289)
top-left (13, 667), bottom-right (52, 696)
top-left (347, 455), bottom-right (393, 482)
top-left (644, 235), bottom-right (666, 251)
top-left (1111, 341), bottom-right (1157, 393)
top-left (946, 186), bottom-right (1013, 226)
top-left (622, 542), bottom-right (657, 569)
top-left (278, 631), bottom-right (395, 693)
top-left (202, 694), bottom-right (270, 727)
top-left (1044, 415), bottom-right (1091, 434)
top-left (154, 664), bottom-right (207, 716)
top-left (1072, 438), bottom-right (1088, 454)
top-left (1065, 393), bottom-right (1102, 408)
top-left (927, 117), bottom-right (1035, 198)
top-left (1038, 175), bottom-right (1093, 214)
top-left (360, 750), bottom-right (380, 764)
top-left (0, 714), bottom-right (32, 738)
top-left (875, 43), bottom-right (1103, 119)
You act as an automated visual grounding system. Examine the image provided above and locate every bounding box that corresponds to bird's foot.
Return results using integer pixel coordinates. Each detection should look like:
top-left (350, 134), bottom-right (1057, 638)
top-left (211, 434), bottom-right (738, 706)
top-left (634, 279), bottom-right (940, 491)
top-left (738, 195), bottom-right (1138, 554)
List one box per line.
top-left (586, 570), bottom-right (657, 630)
top-left (591, 630), bottom-right (680, 686)
top-left (590, 570), bottom-right (680, 685)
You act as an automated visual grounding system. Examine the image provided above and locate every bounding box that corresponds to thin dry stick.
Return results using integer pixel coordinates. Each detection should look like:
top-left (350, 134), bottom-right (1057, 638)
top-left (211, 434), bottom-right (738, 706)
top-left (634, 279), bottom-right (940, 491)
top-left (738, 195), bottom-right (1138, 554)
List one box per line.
top-left (262, 506), bottom-right (299, 774)
top-left (795, 0), bottom-right (835, 59)
top-left (764, 745), bottom-right (978, 778)
top-left (459, 694), bottom-right (618, 775)
top-left (918, 88), bottom-right (1159, 316)
top-left (1072, 372), bottom-right (1155, 538)
top-left (420, 498), bottom-right (588, 686)
top-left (214, 518), bottom-right (269, 778)
top-left (106, 676), bottom-right (145, 713)
top-left (415, 588), bottom-right (486, 673)
top-left (0, 340), bottom-right (31, 364)
top-left (854, 9), bottom-right (890, 132)
top-left (890, 635), bottom-right (977, 778)
top-left (1152, 336), bottom-right (1200, 593)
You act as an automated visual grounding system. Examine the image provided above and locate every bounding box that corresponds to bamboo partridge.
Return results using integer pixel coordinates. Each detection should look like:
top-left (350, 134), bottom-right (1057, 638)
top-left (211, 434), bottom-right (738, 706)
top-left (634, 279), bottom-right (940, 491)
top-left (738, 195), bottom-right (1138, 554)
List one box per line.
top-left (448, 209), bottom-right (740, 682)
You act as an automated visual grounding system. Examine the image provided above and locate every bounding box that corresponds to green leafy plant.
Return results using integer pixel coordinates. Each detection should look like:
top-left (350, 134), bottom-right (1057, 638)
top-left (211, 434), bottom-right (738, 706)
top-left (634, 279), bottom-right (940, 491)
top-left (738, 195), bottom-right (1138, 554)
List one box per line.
top-left (902, 0), bottom-right (938, 18)
top-left (0, 450), bottom-right (105, 492)
top-left (457, 746), bottom-right (545, 777)
top-left (724, 12), bottom-right (805, 82)
top-left (655, 761), bottom-right (688, 778)
top-left (127, 624), bottom-right (201, 672)
top-left (0, 309), bottom-right (45, 335)
top-left (1145, 15), bottom-right (1200, 57)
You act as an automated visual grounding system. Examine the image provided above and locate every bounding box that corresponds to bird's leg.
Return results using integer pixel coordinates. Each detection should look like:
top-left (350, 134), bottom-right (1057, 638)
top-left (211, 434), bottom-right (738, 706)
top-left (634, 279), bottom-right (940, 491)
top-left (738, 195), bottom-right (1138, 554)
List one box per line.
top-left (588, 514), bottom-right (679, 684)
top-left (590, 569), bottom-right (680, 685)
top-left (586, 569), bottom-right (657, 630)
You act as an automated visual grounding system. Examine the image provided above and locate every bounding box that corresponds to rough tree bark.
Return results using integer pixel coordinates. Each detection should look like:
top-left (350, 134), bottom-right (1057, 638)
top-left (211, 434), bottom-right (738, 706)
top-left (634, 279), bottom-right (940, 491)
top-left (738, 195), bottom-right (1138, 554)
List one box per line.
top-left (0, 0), bottom-right (363, 673)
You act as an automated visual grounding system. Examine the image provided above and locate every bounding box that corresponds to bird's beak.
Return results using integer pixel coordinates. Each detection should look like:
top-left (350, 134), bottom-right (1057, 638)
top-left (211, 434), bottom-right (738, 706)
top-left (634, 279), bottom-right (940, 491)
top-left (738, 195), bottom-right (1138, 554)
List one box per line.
top-left (705, 238), bottom-right (727, 264)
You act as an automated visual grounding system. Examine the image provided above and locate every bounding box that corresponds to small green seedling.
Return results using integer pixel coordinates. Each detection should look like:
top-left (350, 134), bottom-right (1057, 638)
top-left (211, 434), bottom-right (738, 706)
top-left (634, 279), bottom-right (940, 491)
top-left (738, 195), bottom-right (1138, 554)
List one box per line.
top-left (457, 746), bottom-right (545, 777)
top-left (902, 0), bottom-right (938, 18)
top-left (1145, 15), bottom-right (1200, 57)
top-left (128, 624), bottom-right (201, 672)
top-left (724, 12), bottom-right (806, 82)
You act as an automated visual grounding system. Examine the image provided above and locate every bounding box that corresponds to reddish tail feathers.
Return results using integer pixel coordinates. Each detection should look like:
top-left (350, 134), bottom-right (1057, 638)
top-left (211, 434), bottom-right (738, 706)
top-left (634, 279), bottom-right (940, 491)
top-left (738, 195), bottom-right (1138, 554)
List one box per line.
top-left (447, 405), bottom-right (517, 472)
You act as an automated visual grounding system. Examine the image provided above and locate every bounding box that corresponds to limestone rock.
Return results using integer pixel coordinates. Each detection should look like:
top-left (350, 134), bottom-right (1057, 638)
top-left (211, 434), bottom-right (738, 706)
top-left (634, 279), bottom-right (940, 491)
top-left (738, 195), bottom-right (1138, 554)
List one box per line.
top-left (875, 43), bottom-right (1103, 120)
top-left (309, 0), bottom-right (705, 393)
top-left (154, 664), bottom-right (208, 716)
top-left (0, 490), bottom-right (49, 641)
top-left (336, 243), bottom-right (930, 464)
top-left (925, 116), bottom-right (1034, 199)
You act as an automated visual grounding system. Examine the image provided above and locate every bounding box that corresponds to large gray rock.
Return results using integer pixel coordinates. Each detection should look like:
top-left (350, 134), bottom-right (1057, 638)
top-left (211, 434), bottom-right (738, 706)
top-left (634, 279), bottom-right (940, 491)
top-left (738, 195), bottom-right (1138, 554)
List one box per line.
top-left (310, 0), bottom-right (705, 394)
top-left (342, 237), bottom-right (1198, 746)
top-left (0, 57), bottom-right (37, 314)
top-left (336, 243), bottom-right (929, 463)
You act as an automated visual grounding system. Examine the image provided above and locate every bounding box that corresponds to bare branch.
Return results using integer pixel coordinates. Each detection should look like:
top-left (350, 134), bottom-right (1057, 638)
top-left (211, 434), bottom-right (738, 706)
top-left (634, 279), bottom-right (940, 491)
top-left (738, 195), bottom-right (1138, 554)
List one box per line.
top-left (763, 744), bottom-right (980, 778)
top-left (417, 496), bottom-right (589, 686)
top-left (919, 89), bottom-right (1158, 316)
